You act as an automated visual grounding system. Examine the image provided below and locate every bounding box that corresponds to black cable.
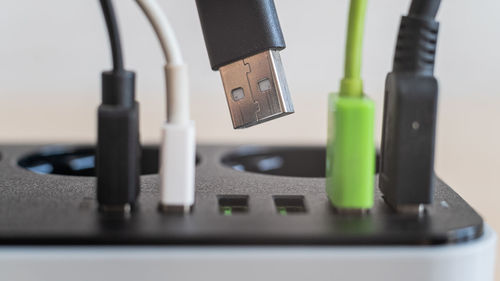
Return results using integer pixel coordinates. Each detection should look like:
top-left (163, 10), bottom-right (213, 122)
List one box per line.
top-left (409, 0), bottom-right (441, 20)
top-left (379, 0), bottom-right (442, 211)
top-left (96, 0), bottom-right (140, 212)
top-left (99, 0), bottom-right (124, 71)
top-left (98, 0), bottom-right (134, 106)
top-left (195, 0), bottom-right (285, 70)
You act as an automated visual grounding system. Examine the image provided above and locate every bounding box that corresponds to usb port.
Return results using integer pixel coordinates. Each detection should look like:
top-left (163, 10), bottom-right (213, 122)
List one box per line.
top-left (273, 195), bottom-right (306, 215)
top-left (218, 195), bottom-right (249, 215)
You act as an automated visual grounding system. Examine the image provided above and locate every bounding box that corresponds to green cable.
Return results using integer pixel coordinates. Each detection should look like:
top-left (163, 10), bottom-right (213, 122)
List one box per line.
top-left (340, 0), bottom-right (367, 98)
top-left (326, 0), bottom-right (375, 210)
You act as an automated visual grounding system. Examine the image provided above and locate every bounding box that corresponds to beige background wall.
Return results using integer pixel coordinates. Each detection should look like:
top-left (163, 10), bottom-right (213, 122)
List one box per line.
top-left (0, 0), bottom-right (499, 277)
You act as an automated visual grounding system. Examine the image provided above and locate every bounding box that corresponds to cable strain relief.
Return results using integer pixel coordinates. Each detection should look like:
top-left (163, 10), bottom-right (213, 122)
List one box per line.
top-left (339, 78), bottom-right (363, 98)
top-left (164, 64), bottom-right (189, 124)
top-left (102, 70), bottom-right (136, 107)
top-left (393, 16), bottom-right (439, 76)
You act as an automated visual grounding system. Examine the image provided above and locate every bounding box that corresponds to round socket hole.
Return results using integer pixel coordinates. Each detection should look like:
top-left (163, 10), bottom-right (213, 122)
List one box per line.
top-left (221, 147), bottom-right (326, 178)
top-left (18, 146), bottom-right (200, 176)
top-left (222, 147), bottom-right (380, 178)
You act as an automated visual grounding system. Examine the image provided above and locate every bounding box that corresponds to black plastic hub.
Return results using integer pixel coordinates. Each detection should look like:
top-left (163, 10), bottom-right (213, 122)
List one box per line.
top-left (0, 145), bottom-right (483, 245)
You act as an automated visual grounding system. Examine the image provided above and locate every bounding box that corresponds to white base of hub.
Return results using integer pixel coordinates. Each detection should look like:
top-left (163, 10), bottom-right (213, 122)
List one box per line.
top-left (0, 225), bottom-right (495, 281)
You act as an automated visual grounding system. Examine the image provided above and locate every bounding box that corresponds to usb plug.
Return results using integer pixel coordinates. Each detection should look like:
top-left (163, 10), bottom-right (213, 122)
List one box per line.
top-left (219, 50), bottom-right (294, 129)
top-left (196, 0), bottom-right (294, 128)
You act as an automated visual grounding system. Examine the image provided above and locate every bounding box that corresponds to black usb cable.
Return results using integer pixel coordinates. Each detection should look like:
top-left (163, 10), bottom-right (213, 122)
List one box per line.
top-left (97, 0), bottom-right (140, 212)
top-left (379, 0), bottom-right (441, 212)
top-left (195, 0), bottom-right (294, 129)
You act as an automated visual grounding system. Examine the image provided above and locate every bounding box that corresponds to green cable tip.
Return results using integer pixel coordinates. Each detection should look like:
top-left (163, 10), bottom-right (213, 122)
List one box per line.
top-left (326, 0), bottom-right (374, 210)
top-left (326, 94), bottom-right (375, 209)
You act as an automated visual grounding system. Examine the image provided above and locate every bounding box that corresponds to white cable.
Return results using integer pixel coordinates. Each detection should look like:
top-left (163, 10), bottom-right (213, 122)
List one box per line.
top-left (135, 0), bottom-right (195, 212)
top-left (135, 0), bottom-right (189, 124)
top-left (135, 0), bottom-right (183, 65)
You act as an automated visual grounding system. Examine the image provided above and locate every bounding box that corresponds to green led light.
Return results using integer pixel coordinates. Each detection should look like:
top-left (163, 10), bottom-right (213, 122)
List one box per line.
top-left (222, 206), bottom-right (232, 216)
top-left (278, 207), bottom-right (287, 216)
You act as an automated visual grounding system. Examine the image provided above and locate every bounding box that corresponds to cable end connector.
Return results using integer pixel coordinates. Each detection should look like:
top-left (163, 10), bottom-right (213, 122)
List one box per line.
top-left (97, 102), bottom-right (141, 210)
top-left (379, 73), bottom-right (438, 210)
top-left (97, 71), bottom-right (140, 211)
top-left (159, 121), bottom-right (196, 213)
top-left (326, 93), bottom-right (375, 211)
top-left (219, 50), bottom-right (294, 129)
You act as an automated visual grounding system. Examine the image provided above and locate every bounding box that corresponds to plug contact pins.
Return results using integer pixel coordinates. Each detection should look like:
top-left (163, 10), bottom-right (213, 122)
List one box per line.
top-left (219, 50), bottom-right (294, 129)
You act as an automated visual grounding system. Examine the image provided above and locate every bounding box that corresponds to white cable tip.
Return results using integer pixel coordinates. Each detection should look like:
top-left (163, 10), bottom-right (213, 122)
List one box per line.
top-left (159, 121), bottom-right (196, 213)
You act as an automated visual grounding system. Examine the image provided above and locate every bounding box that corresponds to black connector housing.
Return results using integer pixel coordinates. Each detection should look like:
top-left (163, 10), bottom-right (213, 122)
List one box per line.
top-left (380, 73), bottom-right (438, 207)
top-left (195, 0), bottom-right (285, 70)
top-left (379, 14), bottom-right (440, 210)
top-left (97, 71), bottom-right (140, 209)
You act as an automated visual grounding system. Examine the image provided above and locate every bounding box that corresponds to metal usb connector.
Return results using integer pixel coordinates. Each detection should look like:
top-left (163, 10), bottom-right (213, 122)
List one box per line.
top-left (219, 50), bottom-right (294, 129)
